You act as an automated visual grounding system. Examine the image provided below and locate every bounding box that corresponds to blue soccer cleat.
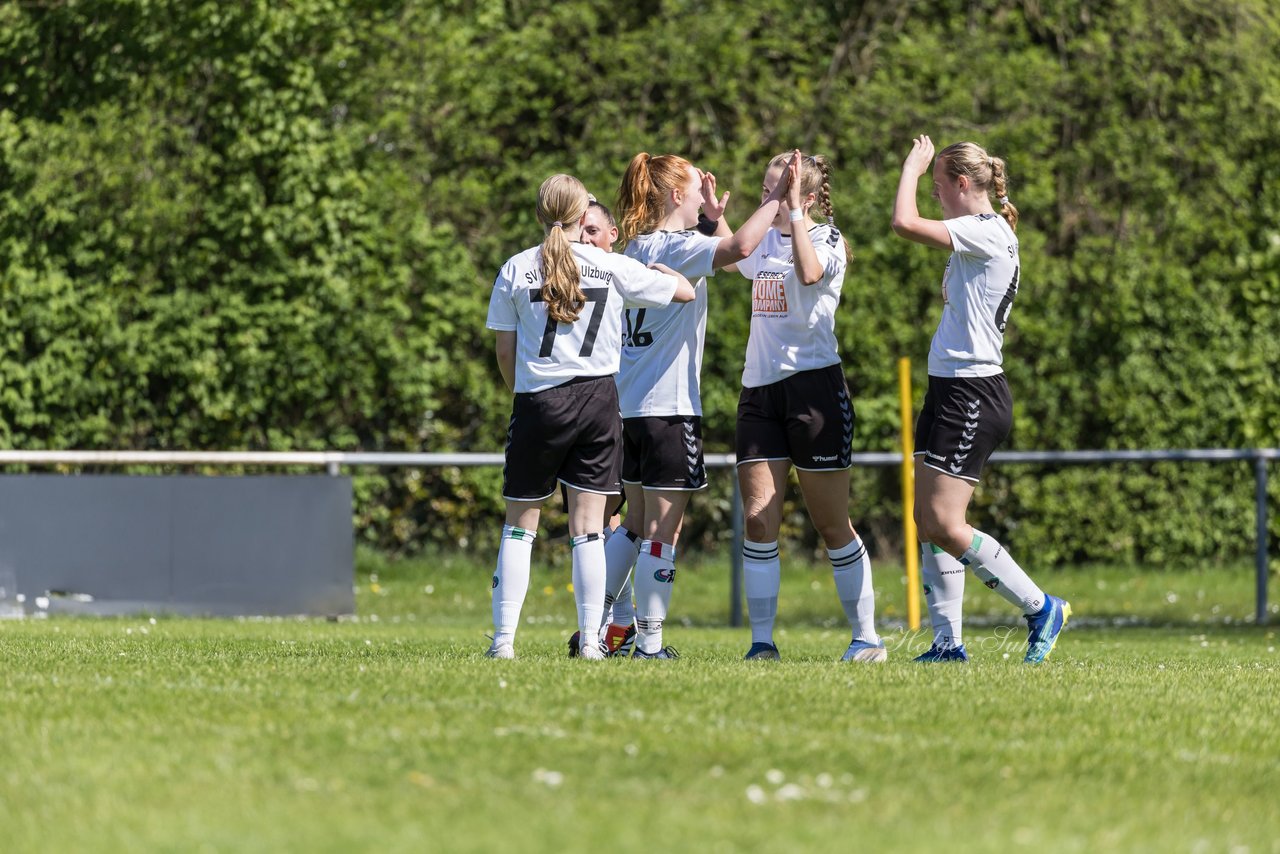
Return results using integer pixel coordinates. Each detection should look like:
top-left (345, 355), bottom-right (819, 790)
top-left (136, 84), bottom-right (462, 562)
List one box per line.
top-left (744, 641), bottom-right (781, 661)
top-left (632, 646), bottom-right (680, 660)
top-left (1025, 595), bottom-right (1071, 664)
top-left (913, 643), bottom-right (969, 663)
top-left (841, 638), bottom-right (888, 663)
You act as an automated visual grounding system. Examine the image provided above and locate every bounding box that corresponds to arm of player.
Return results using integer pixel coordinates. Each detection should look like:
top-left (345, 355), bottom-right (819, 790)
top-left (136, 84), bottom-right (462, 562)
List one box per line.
top-left (699, 173), bottom-right (739, 271)
top-left (785, 154), bottom-right (825, 286)
top-left (891, 135), bottom-right (954, 251)
top-left (650, 263), bottom-right (696, 303)
top-left (711, 151), bottom-right (793, 269)
top-left (494, 331), bottom-right (516, 392)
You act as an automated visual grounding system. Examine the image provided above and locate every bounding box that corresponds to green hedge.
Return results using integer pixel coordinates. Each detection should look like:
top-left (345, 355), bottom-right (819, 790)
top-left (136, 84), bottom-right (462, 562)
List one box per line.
top-left (1, 0), bottom-right (1277, 565)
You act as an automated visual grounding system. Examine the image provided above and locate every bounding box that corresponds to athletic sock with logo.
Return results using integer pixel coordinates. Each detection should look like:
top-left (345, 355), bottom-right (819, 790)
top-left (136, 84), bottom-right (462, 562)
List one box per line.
top-left (921, 542), bottom-right (965, 649)
top-left (960, 530), bottom-right (1046, 615)
top-left (601, 527), bottom-right (641, 633)
top-left (743, 539), bottom-right (781, 646)
top-left (493, 525), bottom-right (536, 645)
top-left (634, 540), bottom-right (676, 654)
top-left (571, 532), bottom-right (607, 642)
top-left (829, 535), bottom-right (879, 644)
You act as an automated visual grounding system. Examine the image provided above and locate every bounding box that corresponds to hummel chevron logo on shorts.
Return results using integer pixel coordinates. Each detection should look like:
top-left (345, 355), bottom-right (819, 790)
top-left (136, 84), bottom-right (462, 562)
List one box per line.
top-left (838, 388), bottom-right (853, 467)
top-left (951, 398), bottom-right (981, 474)
top-left (683, 421), bottom-right (705, 486)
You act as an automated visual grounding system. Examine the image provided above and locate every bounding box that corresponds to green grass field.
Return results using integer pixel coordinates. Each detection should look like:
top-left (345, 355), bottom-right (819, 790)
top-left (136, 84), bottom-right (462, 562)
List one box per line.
top-left (1, 552), bottom-right (1277, 853)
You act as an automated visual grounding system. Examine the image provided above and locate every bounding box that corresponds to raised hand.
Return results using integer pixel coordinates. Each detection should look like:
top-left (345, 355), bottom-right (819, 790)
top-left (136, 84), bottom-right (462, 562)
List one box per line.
top-left (903, 134), bottom-right (935, 179)
top-left (700, 170), bottom-right (730, 221)
top-left (785, 149), bottom-right (803, 212)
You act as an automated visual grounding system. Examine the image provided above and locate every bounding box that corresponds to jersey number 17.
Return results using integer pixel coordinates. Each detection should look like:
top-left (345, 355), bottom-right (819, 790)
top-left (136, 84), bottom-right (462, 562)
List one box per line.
top-left (530, 287), bottom-right (610, 358)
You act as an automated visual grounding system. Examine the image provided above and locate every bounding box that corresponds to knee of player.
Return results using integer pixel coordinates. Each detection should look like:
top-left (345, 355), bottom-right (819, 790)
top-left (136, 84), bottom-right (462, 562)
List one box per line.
top-left (743, 512), bottom-right (777, 543)
top-left (930, 523), bottom-right (970, 555)
top-left (815, 519), bottom-right (856, 549)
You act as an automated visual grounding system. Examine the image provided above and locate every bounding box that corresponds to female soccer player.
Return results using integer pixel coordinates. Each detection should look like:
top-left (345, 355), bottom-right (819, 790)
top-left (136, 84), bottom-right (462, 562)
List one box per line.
top-left (891, 135), bottom-right (1070, 664)
top-left (599, 151), bottom-right (794, 659)
top-left (567, 196), bottom-right (637, 657)
top-left (484, 174), bottom-right (694, 660)
top-left (734, 151), bottom-right (886, 663)
top-left (580, 198), bottom-right (619, 253)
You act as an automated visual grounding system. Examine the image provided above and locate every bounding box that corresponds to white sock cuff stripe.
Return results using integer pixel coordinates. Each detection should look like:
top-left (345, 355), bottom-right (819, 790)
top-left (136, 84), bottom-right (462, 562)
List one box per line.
top-left (639, 539), bottom-right (676, 561)
top-left (570, 532), bottom-right (603, 548)
top-left (743, 540), bottom-right (779, 561)
top-left (502, 525), bottom-right (537, 543)
top-left (828, 539), bottom-right (867, 567)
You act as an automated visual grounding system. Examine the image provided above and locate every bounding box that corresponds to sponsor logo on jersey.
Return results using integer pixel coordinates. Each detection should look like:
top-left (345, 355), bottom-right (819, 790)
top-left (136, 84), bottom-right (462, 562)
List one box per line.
top-left (751, 271), bottom-right (788, 316)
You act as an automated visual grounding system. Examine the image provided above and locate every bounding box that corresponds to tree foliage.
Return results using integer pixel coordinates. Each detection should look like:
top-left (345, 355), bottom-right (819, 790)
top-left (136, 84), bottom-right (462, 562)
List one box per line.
top-left (1, 0), bottom-right (1277, 564)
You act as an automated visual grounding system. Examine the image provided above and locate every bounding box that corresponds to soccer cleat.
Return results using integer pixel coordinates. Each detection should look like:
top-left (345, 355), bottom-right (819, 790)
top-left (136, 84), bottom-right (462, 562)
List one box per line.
top-left (841, 638), bottom-right (888, 663)
top-left (913, 643), bottom-right (969, 663)
top-left (485, 640), bottom-right (515, 660)
top-left (744, 641), bottom-right (781, 661)
top-left (632, 646), bottom-right (680, 660)
top-left (578, 635), bottom-right (607, 660)
top-left (603, 623), bottom-right (636, 658)
top-left (1024, 595), bottom-right (1071, 664)
top-left (567, 631), bottom-right (582, 658)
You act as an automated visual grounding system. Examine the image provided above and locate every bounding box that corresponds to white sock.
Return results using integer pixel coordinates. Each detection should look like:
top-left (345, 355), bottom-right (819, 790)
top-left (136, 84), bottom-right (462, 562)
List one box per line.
top-left (961, 530), bottom-right (1046, 615)
top-left (634, 540), bottom-right (676, 654)
top-left (611, 575), bottom-right (635, 628)
top-left (492, 525), bottom-right (536, 644)
top-left (829, 536), bottom-right (878, 644)
top-left (921, 542), bottom-right (965, 649)
top-left (601, 527), bottom-right (641, 633)
top-left (571, 532), bottom-right (607, 640)
top-left (743, 539), bottom-right (780, 646)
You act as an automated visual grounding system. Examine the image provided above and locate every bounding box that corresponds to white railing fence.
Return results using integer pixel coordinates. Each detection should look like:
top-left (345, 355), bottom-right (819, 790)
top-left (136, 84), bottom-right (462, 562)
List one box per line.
top-left (0, 448), bottom-right (1273, 626)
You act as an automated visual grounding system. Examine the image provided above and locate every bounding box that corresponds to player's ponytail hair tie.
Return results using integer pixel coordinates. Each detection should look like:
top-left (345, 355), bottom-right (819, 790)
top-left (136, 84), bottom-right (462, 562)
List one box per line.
top-left (552, 221), bottom-right (564, 228)
top-left (998, 196), bottom-right (1010, 207)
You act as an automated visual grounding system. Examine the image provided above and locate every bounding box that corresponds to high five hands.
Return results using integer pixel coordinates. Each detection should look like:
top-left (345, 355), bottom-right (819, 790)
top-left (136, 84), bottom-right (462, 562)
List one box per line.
top-left (784, 148), bottom-right (804, 213)
top-left (700, 170), bottom-right (730, 221)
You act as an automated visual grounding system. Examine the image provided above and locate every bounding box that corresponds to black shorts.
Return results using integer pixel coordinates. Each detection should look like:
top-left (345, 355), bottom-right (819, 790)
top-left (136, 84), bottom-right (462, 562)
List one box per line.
top-left (502, 376), bottom-right (622, 501)
top-left (621, 415), bottom-right (707, 491)
top-left (735, 364), bottom-right (854, 471)
top-left (913, 374), bottom-right (1012, 483)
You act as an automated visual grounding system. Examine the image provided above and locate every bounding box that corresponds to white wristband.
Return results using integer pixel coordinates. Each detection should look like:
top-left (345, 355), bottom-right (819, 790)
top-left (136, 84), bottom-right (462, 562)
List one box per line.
top-left (788, 209), bottom-right (803, 222)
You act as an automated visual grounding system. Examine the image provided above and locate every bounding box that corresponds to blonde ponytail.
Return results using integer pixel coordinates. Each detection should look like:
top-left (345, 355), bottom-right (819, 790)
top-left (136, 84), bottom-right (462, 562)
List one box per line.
top-left (988, 156), bottom-right (1019, 231)
top-left (536, 174), bottom-right (590, 324)
top-left (812, 153), bottom-right (852, 263)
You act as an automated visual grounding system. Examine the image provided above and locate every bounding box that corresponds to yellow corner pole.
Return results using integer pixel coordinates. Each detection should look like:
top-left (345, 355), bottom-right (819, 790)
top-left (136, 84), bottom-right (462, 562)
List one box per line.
top-left (898, 357), bottom-right (921, 631)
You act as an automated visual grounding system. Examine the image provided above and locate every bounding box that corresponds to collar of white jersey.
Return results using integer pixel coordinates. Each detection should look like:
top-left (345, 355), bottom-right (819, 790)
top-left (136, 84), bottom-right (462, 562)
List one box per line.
top-left (778, 223), bottom-right (832, 239)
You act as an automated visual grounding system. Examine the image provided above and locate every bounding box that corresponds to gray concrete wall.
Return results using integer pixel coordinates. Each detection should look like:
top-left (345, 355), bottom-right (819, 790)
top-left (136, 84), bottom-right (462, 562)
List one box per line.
top-left (0, 475), bottom-right (354, 617)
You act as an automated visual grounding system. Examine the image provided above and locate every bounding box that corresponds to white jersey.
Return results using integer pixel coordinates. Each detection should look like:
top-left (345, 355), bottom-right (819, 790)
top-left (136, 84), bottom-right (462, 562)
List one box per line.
top-left (736, 223), bottom-right (846, 388)
top-left (617, 230), bottom-right (718, 418)
top-left (928, 213), bottom-right (1020, 378)
top-left (486, 242), bottom-right (679, 393)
